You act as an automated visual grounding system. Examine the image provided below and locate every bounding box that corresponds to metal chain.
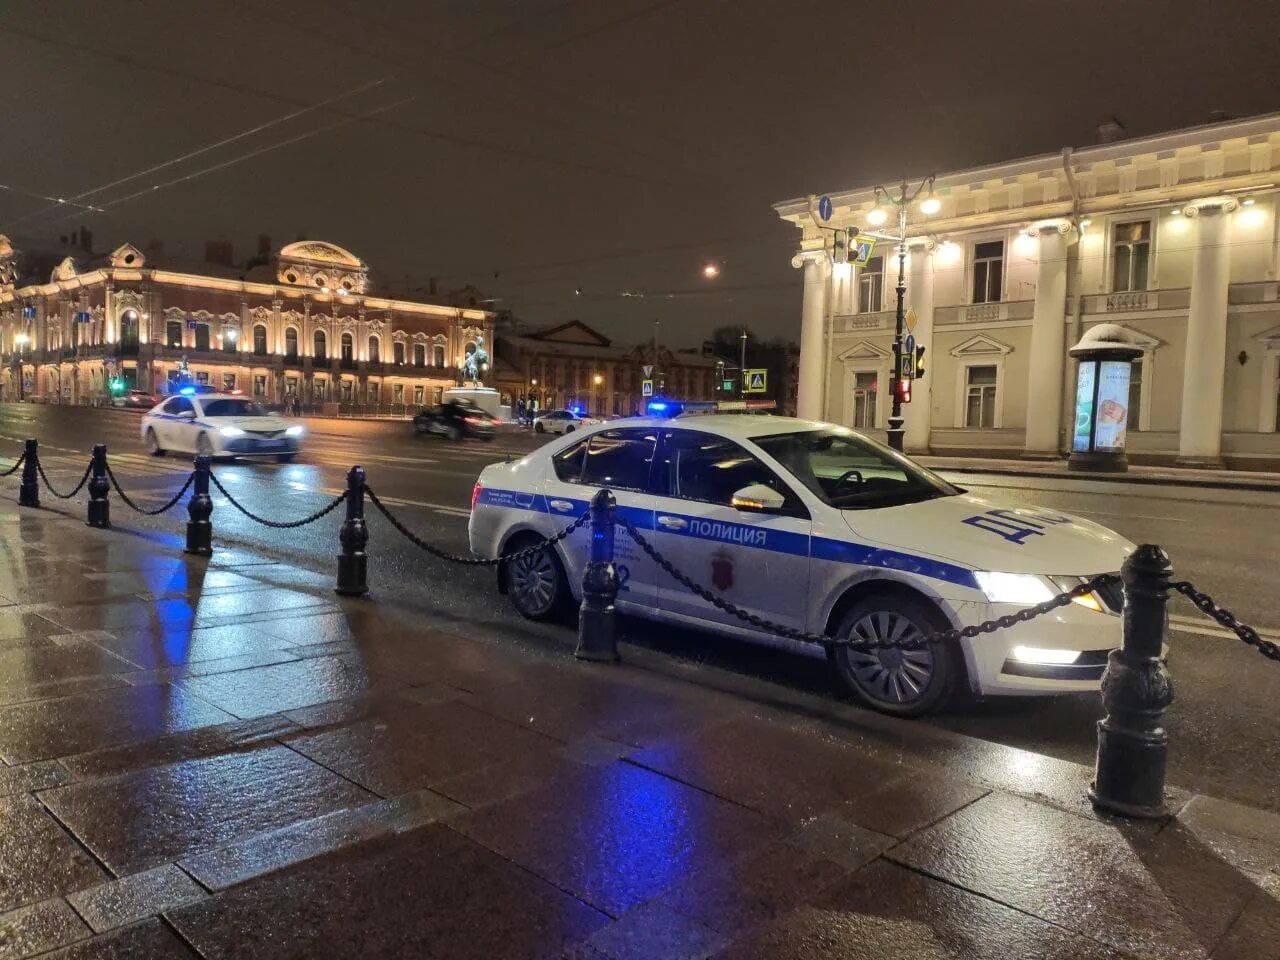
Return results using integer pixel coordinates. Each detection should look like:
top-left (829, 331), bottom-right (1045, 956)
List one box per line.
top-left (208, 471), bottom-right (346, 528)
top-left (365, 485), bottom-right (590, 566)
top-left (616, 514), bottom-right (1117, 650)
top-left (105, 465), bottom-right (194, 516)
top-left (1171, 580), bottom-right (1280, 663)
top-left (0, 453), bottom-right (24, 477)
top-left (36, 460), bottom-right (92, 500)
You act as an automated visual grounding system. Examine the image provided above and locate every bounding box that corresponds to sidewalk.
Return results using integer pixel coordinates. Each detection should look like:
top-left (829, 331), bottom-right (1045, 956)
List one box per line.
top-left (0, 504), bottom-right (1276, 958)
top-left (917, 454), bottom-right (1280, 492)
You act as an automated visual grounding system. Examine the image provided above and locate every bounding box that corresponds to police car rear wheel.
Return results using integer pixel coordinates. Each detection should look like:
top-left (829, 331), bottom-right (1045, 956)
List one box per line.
top-left (146, 428), bottom-right (164, 457)
top-left (503, 537), bottom-right (567, 620)
top-left (828, 594), bottom-right (957, 717)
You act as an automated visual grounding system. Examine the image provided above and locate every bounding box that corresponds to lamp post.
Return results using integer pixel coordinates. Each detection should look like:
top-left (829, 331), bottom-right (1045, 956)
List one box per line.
top-left (869, 176), bottom-right (938, 451)
top-left (738, 328), bottom-right (748, 400)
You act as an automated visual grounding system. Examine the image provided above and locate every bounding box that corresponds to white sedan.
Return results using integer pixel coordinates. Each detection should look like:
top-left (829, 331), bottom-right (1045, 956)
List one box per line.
top-left (533, 409), bottom-right (601, 435)
top-left (141, 392), bottom-right (304, 462)
top-left (469, 409), bottom-right (1133, 716)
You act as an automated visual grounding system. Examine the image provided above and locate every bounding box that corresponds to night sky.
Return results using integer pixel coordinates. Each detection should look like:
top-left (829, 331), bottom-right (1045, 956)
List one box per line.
top-left (3, 0), bottom-right (1279, 346)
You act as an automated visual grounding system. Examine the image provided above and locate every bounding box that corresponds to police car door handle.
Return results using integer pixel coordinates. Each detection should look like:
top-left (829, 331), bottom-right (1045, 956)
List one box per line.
top-left (549, 499), bottom-right (574, 513)
top-left (657, 516), bottom-right (687, 530)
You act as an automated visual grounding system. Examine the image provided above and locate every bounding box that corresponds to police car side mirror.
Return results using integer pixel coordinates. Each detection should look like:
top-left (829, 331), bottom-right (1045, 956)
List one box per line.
top-left (178, 411), bottom-right (196, 420)
top-left (730, 483), bottom-right (785, 514)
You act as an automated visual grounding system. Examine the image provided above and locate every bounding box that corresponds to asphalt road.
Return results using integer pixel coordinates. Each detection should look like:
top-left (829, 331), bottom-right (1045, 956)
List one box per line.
top-left (3, 402), bottom-right (1279, 813)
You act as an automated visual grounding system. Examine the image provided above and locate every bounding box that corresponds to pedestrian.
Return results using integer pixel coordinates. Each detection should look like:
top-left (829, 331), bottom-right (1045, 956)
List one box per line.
top-left (516, 396), bottom-right (526, 427)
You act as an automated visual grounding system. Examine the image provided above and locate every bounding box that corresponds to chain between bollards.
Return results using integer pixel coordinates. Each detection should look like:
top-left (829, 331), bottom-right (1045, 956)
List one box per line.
top-left (575, 488), bottom-right (620, 662)
top-left (86, 444), bottom-right (110, 529)
top-left (335, 465), bottom-right (368, 597)
top-left (19, 439), bottom-right (39, 508)
top-left (185, 455), bottom-right (213, 556)
top-left (1090, 543), bottom-right (1174, 819)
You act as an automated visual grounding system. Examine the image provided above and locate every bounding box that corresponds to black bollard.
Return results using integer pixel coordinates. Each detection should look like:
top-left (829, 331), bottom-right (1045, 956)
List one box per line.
top-left (185, 456), bottom-right (213, 556)
top-left (86, 444), bottom-right (110, 528)
top-left (1090, 544), bottom-right (1174, 819)
top-left (335, 466), bottom-right (368, 597)
top-left (18, 439), bottom-right (39, 508)
top-left (575, 488), bottom-right (620, 662)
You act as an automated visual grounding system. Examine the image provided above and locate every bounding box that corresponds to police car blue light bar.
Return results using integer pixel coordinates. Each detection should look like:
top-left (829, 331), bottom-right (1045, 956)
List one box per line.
top-left (646, 398), bottom-right (776, 418)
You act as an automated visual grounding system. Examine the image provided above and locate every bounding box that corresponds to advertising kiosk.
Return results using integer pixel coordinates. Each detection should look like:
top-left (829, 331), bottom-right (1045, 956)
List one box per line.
top-left (1067, 324), bottom-right (1143, 473)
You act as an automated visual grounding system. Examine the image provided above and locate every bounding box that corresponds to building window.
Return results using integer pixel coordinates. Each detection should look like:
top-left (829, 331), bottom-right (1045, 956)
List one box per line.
top-left (964, 364), bottom-right (999, 428)
top-left (433, 345), bottom-right (445, 367)
top-left (433, 386), bottom-right (444, 404)
top-left (340, 333), bottom-right (354, 361)
top-left (222, 327), bottom-right (238, 353)
top-left (166, 320), bottom-right (182, 348)
top-left (195, 371), bottom-right (209, 385)
top-left (858, 256), bottom-right (884, 313)
top-left (971, 241), bottom-right (1004, 304)
top-left (369, 336), bottom-right (380, 363)
top-left (393, 341), bottom-right (405, 365)
top-left (341, 379), bottom-right (353, 401)
top-left (413, 385), bottom-right (424, 405)
top-left (194, 323), bottom-right (211, 352)
top-left (413, 344), bottom-right (425, 367)
top-left (285, 327), bottom-right (298, 359)
top-left (368, 383), bottom-right (380, 402)
top-left (253, 375), bottom-right (267, 397)
top-left (314, 330), bottom-right (327, 360)
top-left (851, 371), bottom-right (877, 429)
top-left (222, 373), bottom-right (236, 391)
top-left (253, 324), bottom-right (267, 356)
top-left (393, 384), bottom-right (404, 403)
top-left (119, 311), bottom-right (139, 347)
top-left (1112, 220), bottom-right (1151, 292)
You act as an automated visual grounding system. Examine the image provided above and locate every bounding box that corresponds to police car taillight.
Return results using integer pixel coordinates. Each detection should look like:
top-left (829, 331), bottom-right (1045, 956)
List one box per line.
top-left (471, 482), bottom-right (483, 512)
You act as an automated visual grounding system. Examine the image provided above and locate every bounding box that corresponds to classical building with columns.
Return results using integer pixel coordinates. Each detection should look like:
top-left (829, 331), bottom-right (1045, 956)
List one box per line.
top-left (0, 238), bottom-right (494, 409)
top-left (775, 112), bottom-right (1280, 470)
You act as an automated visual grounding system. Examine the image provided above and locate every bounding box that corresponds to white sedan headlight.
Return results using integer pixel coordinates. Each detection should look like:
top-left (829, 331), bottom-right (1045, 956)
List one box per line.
top-left (219, 426), bottom-right (245, 437)
top-left (973, 571), bottom-right (1055, 605)
top-left (285, 426), bottom-right (304, 437)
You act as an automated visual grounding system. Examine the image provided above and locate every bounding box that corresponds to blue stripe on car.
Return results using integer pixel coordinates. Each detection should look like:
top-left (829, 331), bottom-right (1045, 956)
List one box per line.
top-left (477, 487), bottom-right (977, 589)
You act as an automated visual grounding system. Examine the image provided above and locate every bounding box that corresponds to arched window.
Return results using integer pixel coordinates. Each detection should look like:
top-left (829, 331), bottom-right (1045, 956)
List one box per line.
top-left (222, 326), bottom-right (238, 353)
top-left (368, 336), bottom-right (380, 363)
top-left (119, 310), bottom-right (139, 349)
top-left (194, 323), bottom-right (211, 352)
top-left (166, 320), bottom-right (182, 348)
top-left (413, 343), bottom-right (426, 367)
top-left (340, 332), bottom-right (354, 361)
top-left (314, 330), bottom-right (327, 360)
top-left (285, 327), bottom-right (299, 359)
top-left (433, 345), bottom-right (445, 367)
top-left (253, 324), bottom-right (268, 356)
top-left (393, 341), bottom-right (405, 365)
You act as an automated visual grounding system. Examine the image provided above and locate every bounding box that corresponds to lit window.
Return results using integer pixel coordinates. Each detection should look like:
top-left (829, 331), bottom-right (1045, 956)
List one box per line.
top-left (1112, 221), bottom-right (1151, 292)
top-left (972, 241), bottom-right (1004, 304)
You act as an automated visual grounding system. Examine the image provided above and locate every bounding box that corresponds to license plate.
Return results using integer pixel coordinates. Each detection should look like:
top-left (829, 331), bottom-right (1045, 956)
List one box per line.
top-left (255, 440), bottom-right (284, 450)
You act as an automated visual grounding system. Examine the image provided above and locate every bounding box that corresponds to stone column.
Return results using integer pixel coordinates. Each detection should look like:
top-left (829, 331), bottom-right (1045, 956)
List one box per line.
top-left (1023, 220), bottom-right (1075, 458)
top-left (1177, 197), bottom-right (1237, 467)
top-left (831, 262), bottom-right (853, 316)
top-left (791, 248), bottom-right (829, 420)
top-left (903, 240), bottom-right (936, 453)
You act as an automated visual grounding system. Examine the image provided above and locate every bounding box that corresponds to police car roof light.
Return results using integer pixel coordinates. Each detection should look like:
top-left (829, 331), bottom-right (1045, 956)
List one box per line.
top-left (178, 386), bottom-right (196, 396)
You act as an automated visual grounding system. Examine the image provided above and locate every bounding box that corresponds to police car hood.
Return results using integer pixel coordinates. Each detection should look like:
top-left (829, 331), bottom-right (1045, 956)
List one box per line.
top-left (207, 415), bottom-right (289, 431)
top-left (842, 492), bottom-right (1132, 576)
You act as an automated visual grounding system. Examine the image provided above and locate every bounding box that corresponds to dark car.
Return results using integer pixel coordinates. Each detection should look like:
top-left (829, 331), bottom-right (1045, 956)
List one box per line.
top-left (114, 389), bottom-right (159, 409)
top-left (413, 400), bottom-right (497, 441)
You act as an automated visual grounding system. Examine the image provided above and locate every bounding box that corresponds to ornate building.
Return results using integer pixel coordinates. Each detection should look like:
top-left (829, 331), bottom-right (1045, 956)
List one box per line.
top-left (0, 239), bottom-right (495, 408)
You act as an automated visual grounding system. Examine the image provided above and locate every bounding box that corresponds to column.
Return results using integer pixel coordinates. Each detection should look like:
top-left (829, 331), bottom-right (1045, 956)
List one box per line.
top-left (903, 240), bottom-right (936, 453)
top-left (1177, 197), bottom-right (1236, 466)
top-left (791, 248), bottom-right (828, 420)
top-left (831, 262), bottom-right (853, 316)
top-left (1023, 221), bottom-right (1075, 457)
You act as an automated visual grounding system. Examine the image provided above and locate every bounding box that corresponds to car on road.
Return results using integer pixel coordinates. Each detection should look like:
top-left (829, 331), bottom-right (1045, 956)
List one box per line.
top-left (413, 400), bottom-right (498, 441)
top-left (533, 409), bottom-right (601, 435)
top-left (469, 410), bottom-right (1134, 716)
top-left (113, 389), bottom-right (160, 410)
top-left (141, 392), bottom-right (304, 462)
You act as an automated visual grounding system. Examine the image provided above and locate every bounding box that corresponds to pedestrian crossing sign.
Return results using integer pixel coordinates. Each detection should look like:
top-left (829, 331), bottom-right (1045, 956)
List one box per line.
top-left (744, 369), bottom-right (768, 393)
top-left (852, 237), bottom-right (877, 266)
top-left (642, 379), bottom-right (654, 397)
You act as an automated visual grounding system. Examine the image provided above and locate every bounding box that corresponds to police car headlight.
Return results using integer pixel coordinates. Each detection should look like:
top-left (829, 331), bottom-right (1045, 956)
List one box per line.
top-left (1011, 646), bottom-right (1082, 665)
top-left (219, 426), bottom-right (245, 437)
top-left (285, 426), bottom-right (304, 437)
top-left (973, 571), bottom-right (1055, 605)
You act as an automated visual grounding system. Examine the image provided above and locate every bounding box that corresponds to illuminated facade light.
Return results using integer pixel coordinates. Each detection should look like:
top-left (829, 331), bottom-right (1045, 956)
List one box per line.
top-left (866, 206), bottom-right (888, 226)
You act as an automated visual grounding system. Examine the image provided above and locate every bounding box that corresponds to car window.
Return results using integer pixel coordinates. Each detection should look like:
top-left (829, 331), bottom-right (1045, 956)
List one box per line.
top-left (552, 438), bottom-right (588, 481)
top-left (561, 428), bottom-right (657, 490)
top-left (754, 428), bottom-right (959, 510)
top-left (163, 397), bottom-right (193, 415)
top-left (202, 399), bottom-right (262, 417)
top-left (656, 429), bottom-right (805, 514)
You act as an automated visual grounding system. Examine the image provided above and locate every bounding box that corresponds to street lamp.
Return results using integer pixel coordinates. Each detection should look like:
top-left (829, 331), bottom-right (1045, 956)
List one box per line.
top-left (592, 373), bottom-right (603, 386)
top-left (702, 262), bottom-right (720, 278)
top-left (870, 175), bottom-right (936, 452)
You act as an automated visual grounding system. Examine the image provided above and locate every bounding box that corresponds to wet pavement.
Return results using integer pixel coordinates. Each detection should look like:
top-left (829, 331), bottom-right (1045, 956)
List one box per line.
top-left (0, 502), bottom-right (1275, 956)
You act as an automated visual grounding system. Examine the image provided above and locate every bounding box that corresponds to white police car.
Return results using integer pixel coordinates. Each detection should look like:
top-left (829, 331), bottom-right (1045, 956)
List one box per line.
top-left (141, 390), bottom-right (304, 462)
top-left (468, 409), bottom-right (1133, 716)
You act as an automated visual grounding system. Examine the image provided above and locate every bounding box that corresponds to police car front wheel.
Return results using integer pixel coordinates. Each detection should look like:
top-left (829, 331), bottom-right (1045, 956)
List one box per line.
top-left (502, 536), bottom-right (568, 620)
top-left (827, 594), bottom-right (959, 717)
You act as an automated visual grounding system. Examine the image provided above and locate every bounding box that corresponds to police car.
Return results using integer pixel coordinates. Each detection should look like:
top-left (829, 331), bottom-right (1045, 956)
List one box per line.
top-left (141, 389), bottom-right (304, 462)
top-left (468, 403), bottom-right (1133, 716)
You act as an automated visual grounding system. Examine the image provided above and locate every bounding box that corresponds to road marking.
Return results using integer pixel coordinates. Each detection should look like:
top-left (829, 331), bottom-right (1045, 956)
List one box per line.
top-left (1168, 613), bottom-right (1280, 641)
top-left (1077, 510), bottom-right (1189, 523)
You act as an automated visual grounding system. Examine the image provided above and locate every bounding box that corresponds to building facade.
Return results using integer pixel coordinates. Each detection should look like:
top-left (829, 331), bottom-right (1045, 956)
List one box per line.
top-left (0, 239), bottom-right (495, 409)
top-left (495, 320), bottom-right (720, 417)
top-left (775, 112), bottom-right (1280, 470)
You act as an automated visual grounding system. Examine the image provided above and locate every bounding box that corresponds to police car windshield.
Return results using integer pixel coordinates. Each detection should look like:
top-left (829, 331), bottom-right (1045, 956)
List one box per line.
top-left (201, 399), bottom-right (263, 417)
top-left (754, 429), bottom-right (959, 510)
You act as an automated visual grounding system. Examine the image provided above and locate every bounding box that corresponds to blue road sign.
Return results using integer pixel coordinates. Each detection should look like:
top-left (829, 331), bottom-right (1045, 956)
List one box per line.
top-left (817, 195), bottom-right (833, 221)
top-left (905, 334), bottom-right (916, 356)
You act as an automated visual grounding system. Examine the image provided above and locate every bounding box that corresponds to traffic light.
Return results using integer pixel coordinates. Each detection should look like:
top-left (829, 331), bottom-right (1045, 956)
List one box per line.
top-left (894, 376), bottom-right (912, 404)
top-left (832, 229), bottom-right (849, 265)
top-left (109, 377), bottom-right (124, 394)
top-left (914, 345), bottom-right (927, 379)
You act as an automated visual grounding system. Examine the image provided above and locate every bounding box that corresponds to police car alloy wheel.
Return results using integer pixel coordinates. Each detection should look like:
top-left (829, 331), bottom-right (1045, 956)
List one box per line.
top-left (535, 421), bottom-right (545, 433)
top-left (828, 594), bottom-right (958, 716)
top-left (146, 428), bottom-right (164, 457)
top-left (502, 537), bottom-right (567, 620)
